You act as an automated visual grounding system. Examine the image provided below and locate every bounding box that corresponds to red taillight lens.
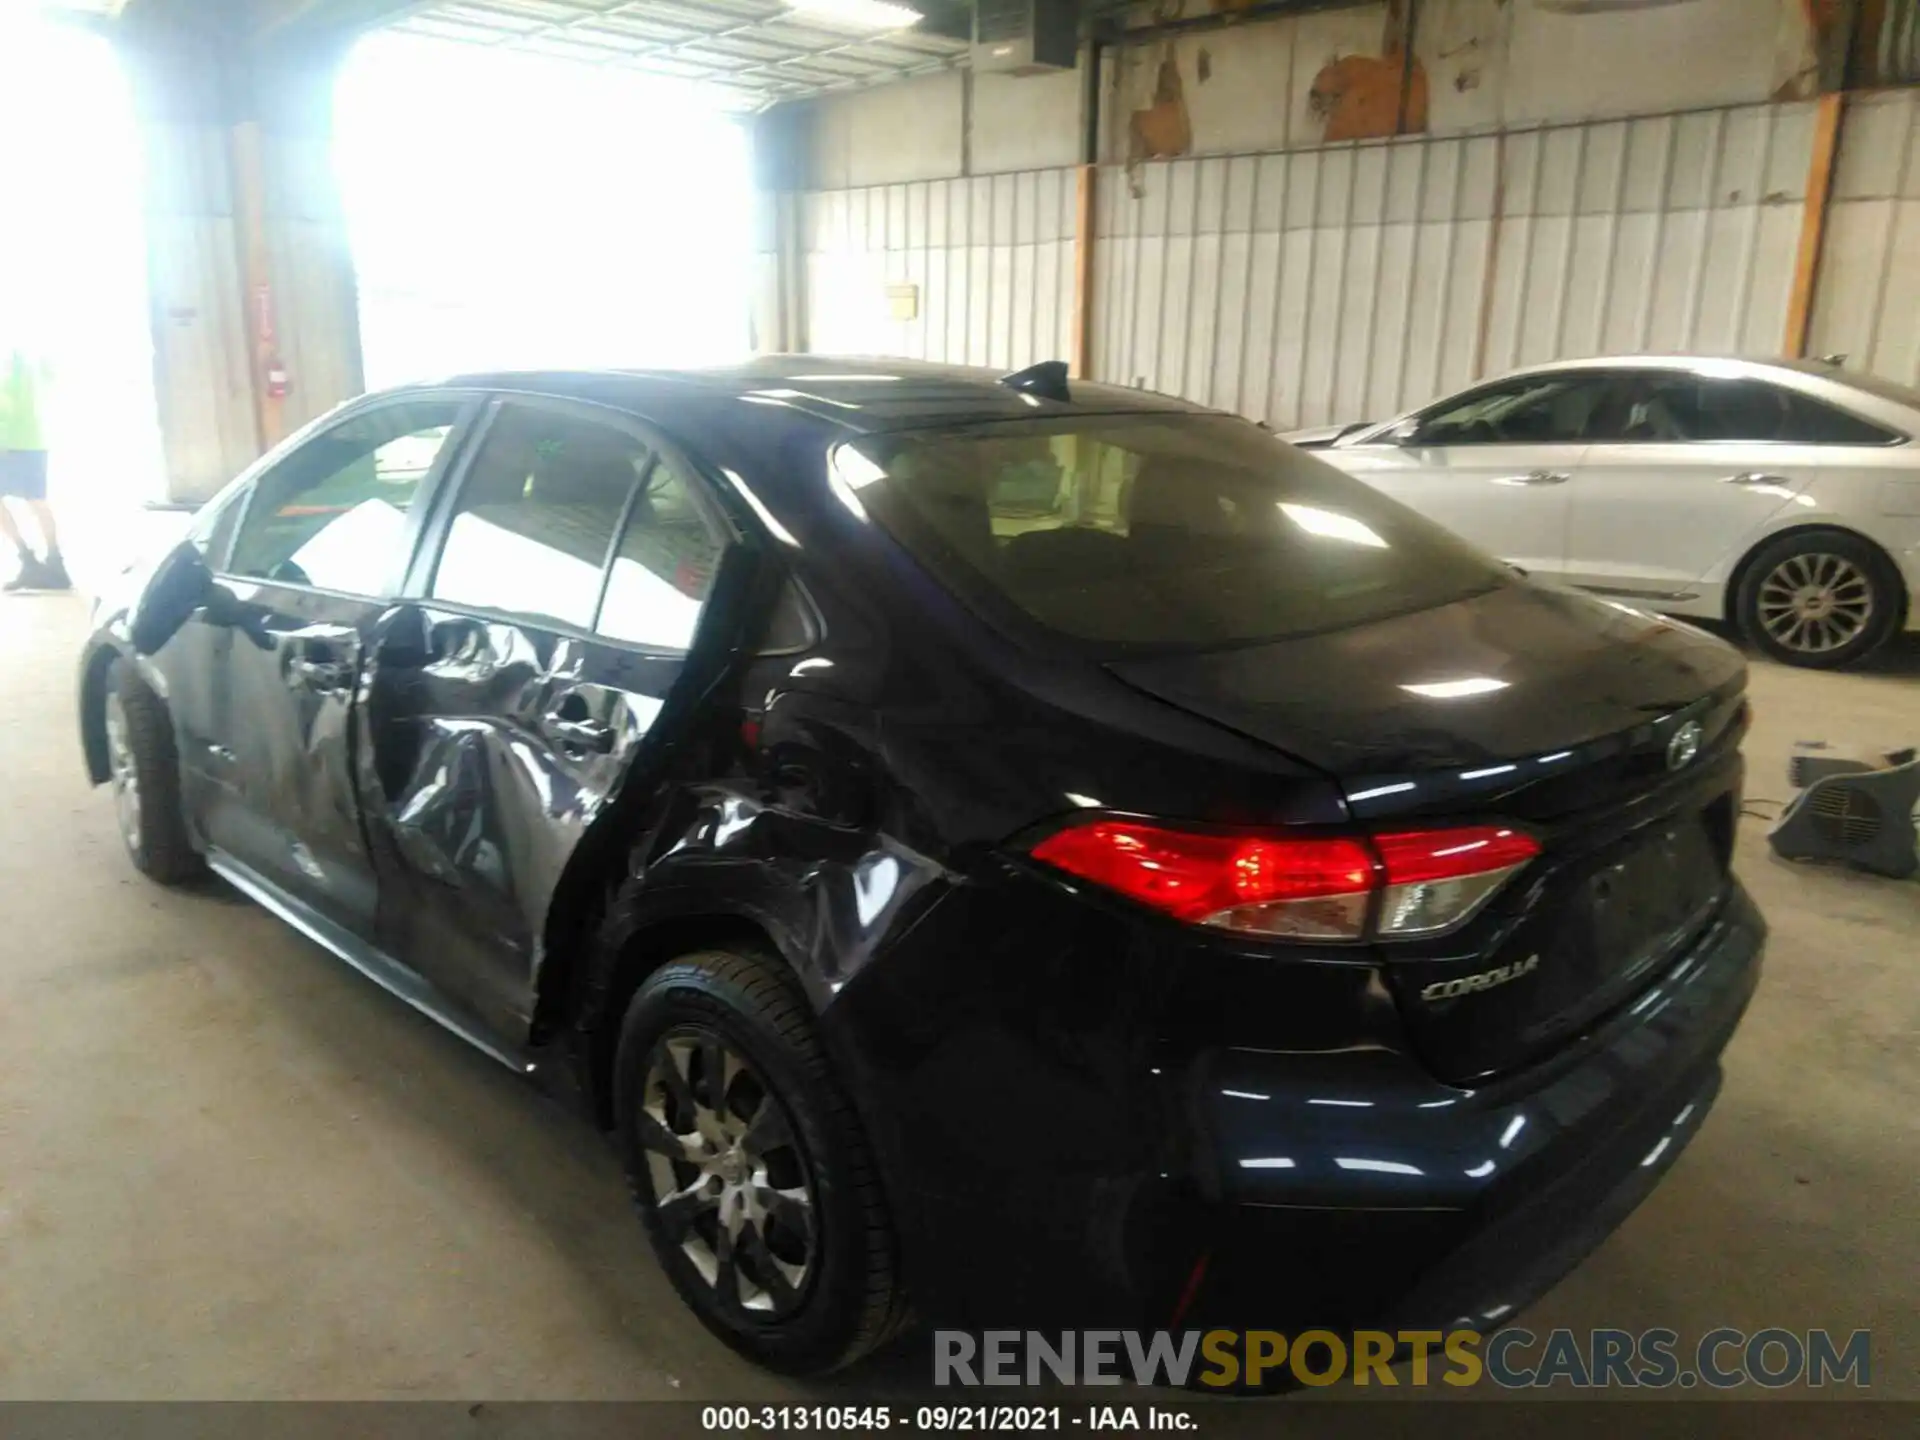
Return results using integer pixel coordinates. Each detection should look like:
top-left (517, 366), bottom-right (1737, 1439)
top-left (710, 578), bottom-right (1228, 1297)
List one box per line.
top-left (1029, 822), bottom-right (1376, 939)
top-left (1029, 820), bottom-right (1539, 941)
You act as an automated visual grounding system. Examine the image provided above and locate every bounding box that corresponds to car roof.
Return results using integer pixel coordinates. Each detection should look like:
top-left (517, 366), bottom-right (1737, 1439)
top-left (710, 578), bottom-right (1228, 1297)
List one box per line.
top-left (1495, 352), bottom-right (1851, 386)
top-left (416, 355), bottom-right (1210, 433)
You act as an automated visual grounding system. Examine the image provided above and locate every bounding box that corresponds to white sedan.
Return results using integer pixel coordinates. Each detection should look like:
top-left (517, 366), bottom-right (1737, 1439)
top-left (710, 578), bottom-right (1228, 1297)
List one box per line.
top-left (1288, 355), bottom-right (1920, 668)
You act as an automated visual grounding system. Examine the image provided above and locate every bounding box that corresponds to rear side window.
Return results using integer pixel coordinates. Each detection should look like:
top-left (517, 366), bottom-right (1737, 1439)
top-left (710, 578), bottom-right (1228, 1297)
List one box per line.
top-left (845, 416), bottom-right (1506, 651)
top-left (596, 452), bottom-right (722, 650)
top-left (430, 404), bottom-right (648, 630)
top-left (1782, 394), bottom-right (1899, 444)
top-left (227, 401), bottom-right (459, 593)
top-left (1615, 375), bottom-right (1894, 443)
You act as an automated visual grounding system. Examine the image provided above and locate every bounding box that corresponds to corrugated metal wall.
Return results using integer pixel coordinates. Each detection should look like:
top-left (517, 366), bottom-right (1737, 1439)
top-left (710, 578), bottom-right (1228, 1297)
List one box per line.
top-left (1094, 138), bottom-right (1497, 428)
top-left (1092, 101), bottom-right (1814, 428)
top-left (1809, 88), bottom-right (1920, 387)
top-left (803, 168), bottom-right (1076, 368)
top-left (797, 96), bottom-right (1920, 426)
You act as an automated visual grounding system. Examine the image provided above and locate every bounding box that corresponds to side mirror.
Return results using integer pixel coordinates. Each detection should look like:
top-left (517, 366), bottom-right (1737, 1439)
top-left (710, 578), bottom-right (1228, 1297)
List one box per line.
top-left (127, 541), bottom-right (214, 656)
top-left (1390, 418), bottom-right (1423, 446)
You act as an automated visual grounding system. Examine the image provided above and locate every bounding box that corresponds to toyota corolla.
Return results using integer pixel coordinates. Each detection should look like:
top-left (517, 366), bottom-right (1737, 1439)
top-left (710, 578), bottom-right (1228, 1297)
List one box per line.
top-left (79, 358), bottom-right (1764, 1375)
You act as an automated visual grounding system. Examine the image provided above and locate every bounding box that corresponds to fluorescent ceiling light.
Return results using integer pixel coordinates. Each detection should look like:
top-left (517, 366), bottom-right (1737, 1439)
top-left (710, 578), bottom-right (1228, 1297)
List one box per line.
top-left (786, 0), bottom-right (924, 30)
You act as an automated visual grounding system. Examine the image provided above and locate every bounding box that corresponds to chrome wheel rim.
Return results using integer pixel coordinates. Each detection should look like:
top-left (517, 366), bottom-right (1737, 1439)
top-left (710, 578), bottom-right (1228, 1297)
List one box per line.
top-left (104, 692), bottom-right (142, 851)
top-left (1756, 552), bottom-right (1873, 655)
top-left (639, 1029), bottom-right (815, 1317)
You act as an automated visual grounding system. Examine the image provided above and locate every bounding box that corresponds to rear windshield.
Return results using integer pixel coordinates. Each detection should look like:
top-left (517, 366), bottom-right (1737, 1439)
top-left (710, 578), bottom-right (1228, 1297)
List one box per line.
top-left (842, 415), bottom-right (1507, 651)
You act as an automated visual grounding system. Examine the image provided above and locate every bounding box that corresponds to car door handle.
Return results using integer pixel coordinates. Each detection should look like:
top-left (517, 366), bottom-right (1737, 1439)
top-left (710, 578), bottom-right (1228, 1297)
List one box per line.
top-left (543, 712), bottom-right (616, 753)
top-left (1721, 472), bottom-right (1790, 486)
top-left (1491, 470), bottom-right (1572, 486)
top-left (288, 657), bottom-right (353, 691)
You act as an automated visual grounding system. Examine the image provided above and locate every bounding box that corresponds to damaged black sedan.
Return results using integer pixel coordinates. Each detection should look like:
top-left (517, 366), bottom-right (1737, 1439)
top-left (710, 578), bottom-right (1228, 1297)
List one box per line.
top-left (79, 358), bottom-right (1763, 1376)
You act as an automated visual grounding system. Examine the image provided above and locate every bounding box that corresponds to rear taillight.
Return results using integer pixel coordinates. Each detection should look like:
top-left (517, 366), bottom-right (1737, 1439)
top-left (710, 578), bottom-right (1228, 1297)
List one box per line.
top-left (1029, 820), bottom-right (1539, 941)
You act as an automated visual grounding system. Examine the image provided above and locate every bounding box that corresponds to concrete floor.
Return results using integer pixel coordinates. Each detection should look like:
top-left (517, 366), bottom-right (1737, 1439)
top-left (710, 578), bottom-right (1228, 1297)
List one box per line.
top-left (0, 594), bottom-right (1914, 1400)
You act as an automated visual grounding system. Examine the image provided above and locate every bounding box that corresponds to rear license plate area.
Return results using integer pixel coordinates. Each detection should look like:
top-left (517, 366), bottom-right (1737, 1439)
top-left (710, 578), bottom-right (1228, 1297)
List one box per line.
top-left (1586, 816), bottom-right (1724, 974)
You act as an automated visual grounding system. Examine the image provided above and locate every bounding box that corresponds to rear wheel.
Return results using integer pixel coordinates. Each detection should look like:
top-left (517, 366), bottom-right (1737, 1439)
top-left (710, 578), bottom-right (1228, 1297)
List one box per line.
top-left (611, 946), bottom-right (906, 1374)
top-left (104, 658), bottom-right (204, 884)
top-left (1736, 530), bottom-right (1903, 669)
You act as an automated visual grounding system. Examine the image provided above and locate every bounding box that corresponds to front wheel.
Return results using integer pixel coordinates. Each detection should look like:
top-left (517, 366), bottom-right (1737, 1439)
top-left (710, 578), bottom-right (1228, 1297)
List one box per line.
top-left (104, 658), bottom-right (204, 884)
top-left (612, 946), bottom-right (907, 1374)
top-left (1736, 530), bottom-right (1904, 669)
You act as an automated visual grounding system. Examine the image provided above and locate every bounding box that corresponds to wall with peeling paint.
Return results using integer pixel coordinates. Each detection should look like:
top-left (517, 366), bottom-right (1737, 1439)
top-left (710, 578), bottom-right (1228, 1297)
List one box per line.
top-left (795, 0), bottom-right (1820, 184)
top-left (1102, 0), bottom-right (1817, 160)
top-left (789, 1), bottom-right (1917, 412)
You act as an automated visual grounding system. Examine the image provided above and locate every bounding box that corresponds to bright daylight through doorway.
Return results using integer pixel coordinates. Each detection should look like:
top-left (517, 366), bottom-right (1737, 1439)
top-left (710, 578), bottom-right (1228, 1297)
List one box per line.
top-left (335, 32), bottom-right (757, 389)
top-left (0, 9), bottom-right (164, 591)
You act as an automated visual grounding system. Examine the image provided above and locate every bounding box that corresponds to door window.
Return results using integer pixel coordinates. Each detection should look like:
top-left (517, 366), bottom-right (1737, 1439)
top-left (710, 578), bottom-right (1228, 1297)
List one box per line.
top-left (227, 401), bottom-right (460, 593)
top-left (596, 451), bottom-right (723, 650)
top-left (429, 403), bottom-right (650, 630)
top-left (1414, 374), bottom-right (1615, 446)
top-left (1615, 376), bottom-right (1786, 441)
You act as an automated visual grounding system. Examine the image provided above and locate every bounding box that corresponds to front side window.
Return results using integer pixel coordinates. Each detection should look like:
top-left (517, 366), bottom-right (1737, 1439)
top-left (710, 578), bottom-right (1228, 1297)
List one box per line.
top-left (192, 483), bottom-right (248, 570)
top-left (845, 416), bottom-right (1507, 651)
top-left (1414, 374), bottom-right (1615, 446)
top-left (430, 403), bottom-right (650, 631)
top-left (227, 401), bottom-right (460, 594)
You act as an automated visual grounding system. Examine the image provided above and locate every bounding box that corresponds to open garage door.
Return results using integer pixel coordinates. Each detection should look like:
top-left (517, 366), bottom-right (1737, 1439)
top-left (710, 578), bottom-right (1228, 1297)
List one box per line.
top-left (0, 13), bottom-right (166, 563)
top-left (336, 34), bottom-right (755, 389)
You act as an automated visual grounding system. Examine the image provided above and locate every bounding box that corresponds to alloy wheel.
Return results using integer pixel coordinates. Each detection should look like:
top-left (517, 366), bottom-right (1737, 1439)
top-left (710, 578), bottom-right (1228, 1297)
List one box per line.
top-left (1754, 551), bottom-right (1874, 657)
top-left (104, 691), bottom-right (143, 852)
top-left (639, 1029), bottom-right (817, 1318)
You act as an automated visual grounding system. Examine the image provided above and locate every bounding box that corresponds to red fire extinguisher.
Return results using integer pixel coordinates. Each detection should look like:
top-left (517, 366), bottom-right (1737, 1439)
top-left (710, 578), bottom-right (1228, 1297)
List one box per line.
top-left (254, 282), bottom-right (291, 401)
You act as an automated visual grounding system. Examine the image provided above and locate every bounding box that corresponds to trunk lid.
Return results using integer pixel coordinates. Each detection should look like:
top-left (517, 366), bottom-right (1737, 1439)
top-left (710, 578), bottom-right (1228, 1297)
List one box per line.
top-left (1108, 583), bottom-right (1748, 1081)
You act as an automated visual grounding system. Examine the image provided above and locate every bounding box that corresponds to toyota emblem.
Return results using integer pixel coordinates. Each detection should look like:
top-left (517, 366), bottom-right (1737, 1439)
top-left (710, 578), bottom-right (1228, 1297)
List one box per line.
top-left (1666, 720), bottom-right (1704, 771)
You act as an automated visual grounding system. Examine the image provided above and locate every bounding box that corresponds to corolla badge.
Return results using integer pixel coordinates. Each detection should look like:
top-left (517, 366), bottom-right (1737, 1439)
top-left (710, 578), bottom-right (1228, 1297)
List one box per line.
top-left (1421, 952), bottom-right (1540, 1001)
top-left (1666, 720), bottom-right (1704, 772)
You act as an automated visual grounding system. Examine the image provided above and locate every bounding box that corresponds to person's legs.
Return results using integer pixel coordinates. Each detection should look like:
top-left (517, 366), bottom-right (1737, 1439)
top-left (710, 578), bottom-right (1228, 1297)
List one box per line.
top-left (0, 496), bottom-right (30, 565)
top-left (0, 452), bottom-right (67, 590)
top-left (26, 498), bottom-right (66, 580)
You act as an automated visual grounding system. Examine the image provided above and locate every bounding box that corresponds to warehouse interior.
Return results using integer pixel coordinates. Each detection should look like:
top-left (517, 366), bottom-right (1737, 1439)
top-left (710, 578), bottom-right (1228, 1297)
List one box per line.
top-left (0, 0), bottom-right (1917, 1405)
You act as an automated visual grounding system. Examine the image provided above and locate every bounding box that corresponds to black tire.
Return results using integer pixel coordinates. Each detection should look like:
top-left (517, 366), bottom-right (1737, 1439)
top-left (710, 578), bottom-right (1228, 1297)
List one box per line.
top-left (104, 658), bottom-right (204, 884)
top-left (1735, 529), bottom-right (1905, 670)
top-left (612, 946), bottom-right (906, 1374)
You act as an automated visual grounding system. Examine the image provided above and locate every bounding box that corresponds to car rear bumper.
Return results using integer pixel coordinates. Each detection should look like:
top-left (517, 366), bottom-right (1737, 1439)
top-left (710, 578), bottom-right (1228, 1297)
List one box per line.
top-left (1194, 884), bottom-right (1760, 1333)
top-left (830, 875), bottom-right (1764, 1336)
